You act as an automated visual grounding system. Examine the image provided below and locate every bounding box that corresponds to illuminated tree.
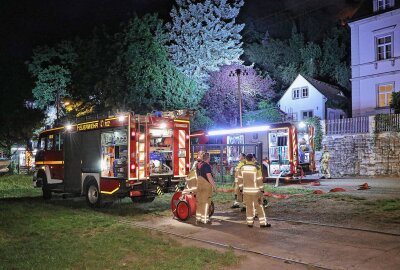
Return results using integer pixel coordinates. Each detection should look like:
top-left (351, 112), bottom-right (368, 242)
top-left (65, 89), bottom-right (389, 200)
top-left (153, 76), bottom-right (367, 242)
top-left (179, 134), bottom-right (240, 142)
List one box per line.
top-left (201, 64), bottom-right (275, 127)
top-left (27, 41), bottom-right (77, 119)
top-left (106, 14), bottom-right (201, 112)
top-left (167, 0), bottom-right (245, 90)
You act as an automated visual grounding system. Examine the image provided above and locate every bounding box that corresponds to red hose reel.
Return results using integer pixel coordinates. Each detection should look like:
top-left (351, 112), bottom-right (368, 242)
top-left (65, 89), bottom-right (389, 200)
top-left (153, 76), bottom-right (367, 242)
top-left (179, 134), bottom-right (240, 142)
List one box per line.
top-left (171, 191), bottom-right (214, 221)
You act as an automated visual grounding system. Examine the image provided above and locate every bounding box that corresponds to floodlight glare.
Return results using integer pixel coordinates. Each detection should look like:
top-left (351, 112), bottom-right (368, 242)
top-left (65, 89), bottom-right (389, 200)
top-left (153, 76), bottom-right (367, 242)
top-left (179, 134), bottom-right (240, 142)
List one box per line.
top-left (299, 122), bottom-right (306, 128)
top-left (208, 125), bottom-right (270, 136)
top-left (65, 124), bottom-right (72, 131)
top-left (118, 115), bottom-right (126, 122)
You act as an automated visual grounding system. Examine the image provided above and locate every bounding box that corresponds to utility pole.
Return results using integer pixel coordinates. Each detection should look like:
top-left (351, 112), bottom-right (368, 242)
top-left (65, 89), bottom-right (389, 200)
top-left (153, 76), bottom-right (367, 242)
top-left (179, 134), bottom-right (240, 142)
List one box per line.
top-left (229, 68), bottom-right (248, 127)
top-left (56, 90), bottom-right (59, 120)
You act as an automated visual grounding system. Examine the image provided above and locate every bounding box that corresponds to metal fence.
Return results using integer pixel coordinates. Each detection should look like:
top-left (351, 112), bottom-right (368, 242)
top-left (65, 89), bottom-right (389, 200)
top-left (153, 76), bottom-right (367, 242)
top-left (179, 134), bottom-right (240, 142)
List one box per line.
top-left (191, 143), bottom-right (262, 185)
top-left (325, 116), bottom-right (369, 135)
top-left (375, 113), bottom-right (400, 132)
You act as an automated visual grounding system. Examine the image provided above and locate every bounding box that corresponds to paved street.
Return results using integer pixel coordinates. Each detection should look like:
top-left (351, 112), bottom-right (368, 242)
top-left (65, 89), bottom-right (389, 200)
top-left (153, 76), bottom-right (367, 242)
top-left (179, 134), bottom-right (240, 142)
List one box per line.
top-left (129, 177), bottom-right (400, 270)
top-left (131, 211), bottom-right (400, 270)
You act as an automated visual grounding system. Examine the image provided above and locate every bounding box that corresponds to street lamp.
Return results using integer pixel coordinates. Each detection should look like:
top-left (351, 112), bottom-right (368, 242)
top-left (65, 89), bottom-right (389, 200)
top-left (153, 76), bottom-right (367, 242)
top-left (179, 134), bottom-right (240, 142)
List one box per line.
top-left (229, 68), bottom-right (248, 127)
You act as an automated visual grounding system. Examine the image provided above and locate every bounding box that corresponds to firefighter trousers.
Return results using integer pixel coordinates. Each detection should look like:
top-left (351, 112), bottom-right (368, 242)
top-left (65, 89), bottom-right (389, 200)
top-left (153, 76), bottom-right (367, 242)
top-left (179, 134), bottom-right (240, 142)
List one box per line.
top-left (243, 192), bottom-right (267, 226)
top-left (196, 176), bottom-right (212, 224)
top-left (321, 162), bottom-right (331, 178)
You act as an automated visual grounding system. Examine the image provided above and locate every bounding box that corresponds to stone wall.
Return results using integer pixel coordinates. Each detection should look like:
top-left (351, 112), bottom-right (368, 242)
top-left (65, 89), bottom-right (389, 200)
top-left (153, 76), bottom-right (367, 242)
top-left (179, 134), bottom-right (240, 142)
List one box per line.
top-left (322, 131), bottom-right (400, 177)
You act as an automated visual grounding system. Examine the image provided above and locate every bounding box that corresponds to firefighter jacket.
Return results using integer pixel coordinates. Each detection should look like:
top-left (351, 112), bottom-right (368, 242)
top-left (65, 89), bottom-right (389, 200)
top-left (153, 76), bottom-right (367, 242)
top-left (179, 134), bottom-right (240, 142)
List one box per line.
top-left (237, 161), bottom-right (264, 194)
top-left (321, 150), bottom-right (330, 164)
top-left (234, 160), bottom-right (246, 180)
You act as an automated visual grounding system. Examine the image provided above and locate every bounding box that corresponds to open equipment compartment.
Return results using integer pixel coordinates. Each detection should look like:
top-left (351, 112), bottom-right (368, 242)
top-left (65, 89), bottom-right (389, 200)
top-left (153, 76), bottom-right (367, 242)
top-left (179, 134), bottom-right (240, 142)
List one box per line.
top-left (101, 128), bottom-right (128, 178)
top-left (149, 127), bottom-right (173, 176)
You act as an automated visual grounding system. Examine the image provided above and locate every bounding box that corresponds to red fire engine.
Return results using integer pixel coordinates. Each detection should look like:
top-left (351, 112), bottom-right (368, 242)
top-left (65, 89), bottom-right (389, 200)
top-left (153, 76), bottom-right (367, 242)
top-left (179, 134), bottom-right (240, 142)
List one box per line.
top-left (191, 122), bottom-right (315, 179)
top-left (33, 111), bottom-right (191, 207)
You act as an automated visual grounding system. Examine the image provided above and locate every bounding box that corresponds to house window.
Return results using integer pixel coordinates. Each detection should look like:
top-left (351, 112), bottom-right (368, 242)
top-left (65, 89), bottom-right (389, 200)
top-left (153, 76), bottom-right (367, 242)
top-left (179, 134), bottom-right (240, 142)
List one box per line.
top-left (292, 88), bottom-right (300, 99)
top-left (377, 83), bottom-right (394, 108)
top-left (375, 0), bottom-right (393, 11)
top-left (301, 87), bottom-right (309, 98)
top-left (376, 35), bottom-right (392, 60)
top-left (302, 110), bottom-right (313, 119)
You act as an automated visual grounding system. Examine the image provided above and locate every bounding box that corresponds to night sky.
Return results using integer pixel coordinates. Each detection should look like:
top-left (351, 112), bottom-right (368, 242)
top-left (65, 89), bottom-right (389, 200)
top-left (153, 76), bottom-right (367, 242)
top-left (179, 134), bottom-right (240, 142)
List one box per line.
top-left (1, 0), bottom-right (362, 59)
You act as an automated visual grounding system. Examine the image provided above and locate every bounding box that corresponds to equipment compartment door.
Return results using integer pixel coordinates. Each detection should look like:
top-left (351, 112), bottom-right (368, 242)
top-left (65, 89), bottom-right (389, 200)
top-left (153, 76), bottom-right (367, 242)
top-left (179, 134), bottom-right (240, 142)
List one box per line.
top-left (64, 132), bottom-right (82, 193)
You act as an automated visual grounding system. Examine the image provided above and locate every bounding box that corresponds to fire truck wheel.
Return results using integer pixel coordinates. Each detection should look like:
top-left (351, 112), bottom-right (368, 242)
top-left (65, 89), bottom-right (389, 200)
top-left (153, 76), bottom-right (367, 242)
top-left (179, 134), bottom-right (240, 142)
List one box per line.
top-left (38, 172), bottom-right (52, 200)
top-left (209, 201), bottom-right (215, 217)
top-left (85, 180), bottom-right (103, 208)
top-left (176, 200), bottom-right (191, 221)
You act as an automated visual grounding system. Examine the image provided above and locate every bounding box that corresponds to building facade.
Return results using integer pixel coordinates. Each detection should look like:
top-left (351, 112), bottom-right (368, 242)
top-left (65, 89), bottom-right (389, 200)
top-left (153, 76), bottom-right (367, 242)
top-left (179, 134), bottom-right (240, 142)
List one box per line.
top-left (278, 74), bottom-right (348, 121)
top-left (349, 0), bottom-right (400, 116)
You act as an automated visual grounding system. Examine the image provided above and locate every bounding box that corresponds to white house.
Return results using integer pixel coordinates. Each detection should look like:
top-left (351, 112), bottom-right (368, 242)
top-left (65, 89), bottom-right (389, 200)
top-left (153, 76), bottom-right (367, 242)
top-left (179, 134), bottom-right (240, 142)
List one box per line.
top-left (349, 0), bottom-right (400, 116)
top-left (278, 74), bottom-right (348, 121)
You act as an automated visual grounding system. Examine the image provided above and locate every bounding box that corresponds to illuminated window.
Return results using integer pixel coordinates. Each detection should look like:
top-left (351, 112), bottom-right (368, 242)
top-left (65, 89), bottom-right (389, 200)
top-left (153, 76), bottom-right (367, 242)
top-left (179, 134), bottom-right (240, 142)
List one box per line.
top-left (292, 88), bottom-right (300, 99)
top-left (377, 83), bottom-right (394, 108)
top-left (301, 87), bottom-right (309, 98)
top-left (376, 35), bottom-right (392, 60)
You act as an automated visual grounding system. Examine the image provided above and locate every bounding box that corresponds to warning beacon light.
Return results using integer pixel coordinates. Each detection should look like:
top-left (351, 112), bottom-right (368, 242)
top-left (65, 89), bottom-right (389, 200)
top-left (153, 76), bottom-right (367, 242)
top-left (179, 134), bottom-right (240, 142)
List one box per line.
top-left (208, 125), bottom-right (270, 136)
top-left (118, 115), bottom-right (126, 122)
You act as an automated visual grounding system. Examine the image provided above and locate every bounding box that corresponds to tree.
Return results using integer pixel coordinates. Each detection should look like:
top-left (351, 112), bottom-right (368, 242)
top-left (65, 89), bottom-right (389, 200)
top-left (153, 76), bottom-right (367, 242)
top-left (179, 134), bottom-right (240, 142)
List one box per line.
top-left (27, 41), bottom-right (77, 120)
top-left (201, 64), bottom-right (275, 128)
top-left (243, 100), bottom-right (282, 125)
top-left (69, 27), bottom-right (116, 116)
top-left (245, 25), bottom-right (351, 95)
top-left (0, 56), bottom-right (43, 157)
top-left (320, 27), bottom-right (351, 89)
top-left (391, 92), bottom-right (400, 114)
top-left (167, 0), bottom-right (244, 90)
top-left (105, 14), bottom-right (201, 113)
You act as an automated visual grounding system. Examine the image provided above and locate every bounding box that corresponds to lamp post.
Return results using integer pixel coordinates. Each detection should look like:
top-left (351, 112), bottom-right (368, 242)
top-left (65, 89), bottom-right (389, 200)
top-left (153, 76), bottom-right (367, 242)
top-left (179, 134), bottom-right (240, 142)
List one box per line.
top-left (229, 68), bottom-right (248, 127)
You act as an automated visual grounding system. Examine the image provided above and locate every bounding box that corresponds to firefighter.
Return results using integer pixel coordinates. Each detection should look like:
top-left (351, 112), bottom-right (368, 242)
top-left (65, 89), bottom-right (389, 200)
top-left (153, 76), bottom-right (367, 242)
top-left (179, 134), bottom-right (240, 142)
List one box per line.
top-left (196, 152), bottom-right (216, 224)
top-left (320, 145), bottom-right (331, 179)
top-left (238, 154), bottom-right (271, 228)
top-left (191, 150), bottom-right (204, 171)
top-left (185, 151), bottom-right (204, 194)
top-left (231, 153), bottom-right (246, 209)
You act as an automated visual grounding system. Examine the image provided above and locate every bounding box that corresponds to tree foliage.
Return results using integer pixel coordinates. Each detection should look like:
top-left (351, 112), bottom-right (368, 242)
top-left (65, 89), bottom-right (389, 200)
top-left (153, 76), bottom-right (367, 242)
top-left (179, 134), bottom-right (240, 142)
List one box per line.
top-left (27, 41), bottom-right (77, 112)
top-left (200, 64), bottom-right (275, 128)
top-left (105, 14), bottom-right (200, 113)
top-left (391, 92), bottom-right (400, 114)
top-left (167, 0), bottom-right (245, 90)
top-left (243, 100), bottom-right (283, 125)
top-left (0, 57), bottom-right (43, 156)
top-left (245, 26), bottom-right (350, 95)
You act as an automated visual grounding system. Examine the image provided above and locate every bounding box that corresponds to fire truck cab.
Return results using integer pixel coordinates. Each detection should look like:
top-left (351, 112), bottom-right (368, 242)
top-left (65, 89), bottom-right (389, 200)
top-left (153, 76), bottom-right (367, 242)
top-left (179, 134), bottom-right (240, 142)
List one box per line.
top-left (33, 111), bottom-right (190, 207)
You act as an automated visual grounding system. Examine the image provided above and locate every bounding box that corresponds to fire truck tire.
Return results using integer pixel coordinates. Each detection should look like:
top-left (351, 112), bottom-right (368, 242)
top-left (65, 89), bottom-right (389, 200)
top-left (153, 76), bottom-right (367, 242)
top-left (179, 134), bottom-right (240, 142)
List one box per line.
top-left (38, 172), bottom-right (52, 200)
top-left (176, 200), bottom-right (191, 221)
top-left (85, 180), bottom-right (103, 208)
top-left (130, 196), bottom-right (156, 203)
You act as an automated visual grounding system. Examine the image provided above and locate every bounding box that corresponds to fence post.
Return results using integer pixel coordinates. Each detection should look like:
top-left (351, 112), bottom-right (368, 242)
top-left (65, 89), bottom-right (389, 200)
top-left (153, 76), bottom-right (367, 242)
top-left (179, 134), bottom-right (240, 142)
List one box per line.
top-left (320, 120), bottom-right (326, 136)
top-left (369, 115), bottom-right (375, 135)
